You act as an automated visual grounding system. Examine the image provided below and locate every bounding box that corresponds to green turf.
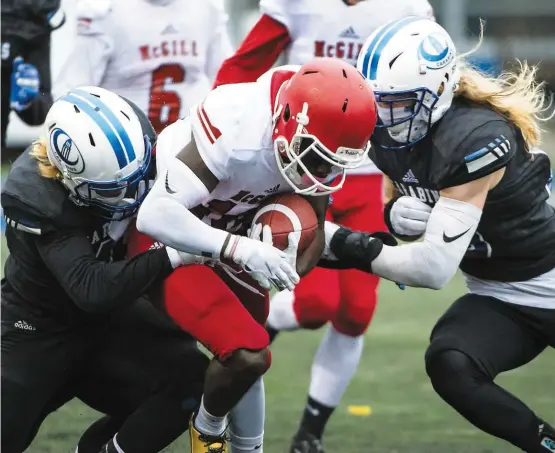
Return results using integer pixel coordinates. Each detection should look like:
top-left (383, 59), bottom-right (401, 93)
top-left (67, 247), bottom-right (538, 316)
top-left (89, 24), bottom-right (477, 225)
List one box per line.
top-left (20, 276), bottom-right (554, 453)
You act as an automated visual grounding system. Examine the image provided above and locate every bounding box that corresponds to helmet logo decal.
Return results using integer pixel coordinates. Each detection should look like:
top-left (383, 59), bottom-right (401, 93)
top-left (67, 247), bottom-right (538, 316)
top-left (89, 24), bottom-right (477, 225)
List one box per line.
top-left (50, 127), bottom-right (85, 174)
top-left (418, 33), bottom-right (453, 70)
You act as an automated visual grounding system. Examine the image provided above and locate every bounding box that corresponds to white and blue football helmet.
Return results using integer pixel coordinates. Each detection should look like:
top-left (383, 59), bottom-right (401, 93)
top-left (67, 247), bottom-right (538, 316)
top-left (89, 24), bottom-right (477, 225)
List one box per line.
top-left (44, 86), bottom-right (154, 219)
top-left (357, 17), bottom-right (460, 148)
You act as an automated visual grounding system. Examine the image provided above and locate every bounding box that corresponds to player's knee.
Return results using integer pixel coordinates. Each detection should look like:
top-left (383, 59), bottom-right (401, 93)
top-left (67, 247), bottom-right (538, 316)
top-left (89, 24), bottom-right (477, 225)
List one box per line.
top-left (226, 348), bottom-right (272, 379)
top-left (425, 346), bottom-right (487, 401)
top-left (332, 318), bottom-right (369, 337)
top-left (333, 303), bottom-right (374, 336)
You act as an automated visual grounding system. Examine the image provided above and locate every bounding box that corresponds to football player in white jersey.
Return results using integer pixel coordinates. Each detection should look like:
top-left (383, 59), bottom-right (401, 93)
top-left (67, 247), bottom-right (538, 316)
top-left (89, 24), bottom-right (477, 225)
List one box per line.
top-left (214, 1), bottom-right (434, 451)
top-left (54, 0), bottom-right (231, 134)
top-left (133, 57), bottom-right (377, 453)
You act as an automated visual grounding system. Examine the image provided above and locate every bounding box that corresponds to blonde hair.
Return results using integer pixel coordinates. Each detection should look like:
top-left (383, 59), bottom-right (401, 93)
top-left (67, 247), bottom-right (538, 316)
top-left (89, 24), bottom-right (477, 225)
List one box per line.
top-left (30, 139), bottom-right (62, 180)
top-left (454, 21), bottom-right (554, 151)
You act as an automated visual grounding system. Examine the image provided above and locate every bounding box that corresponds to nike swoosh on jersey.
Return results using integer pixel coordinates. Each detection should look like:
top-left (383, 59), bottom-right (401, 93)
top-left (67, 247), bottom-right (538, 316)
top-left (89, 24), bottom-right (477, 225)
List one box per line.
top-left (165, 171), bottom-right (177, 194)
top-left (443, 228), bottom-right (471, 243)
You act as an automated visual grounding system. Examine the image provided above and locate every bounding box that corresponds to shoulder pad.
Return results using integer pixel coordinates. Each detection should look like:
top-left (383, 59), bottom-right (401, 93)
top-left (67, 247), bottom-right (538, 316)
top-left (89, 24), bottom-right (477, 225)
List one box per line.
top-left (1, 148), bottom-right (91, 234)
top-left (433, 101), bottom-right (518, 189)
top-left (76, 0), bottom-right (112, 35)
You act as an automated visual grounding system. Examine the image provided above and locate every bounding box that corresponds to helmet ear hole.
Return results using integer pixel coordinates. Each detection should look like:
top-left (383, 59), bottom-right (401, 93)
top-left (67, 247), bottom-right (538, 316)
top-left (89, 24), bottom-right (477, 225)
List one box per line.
top-left (437, 81), bottom-right (445, 97)
top-left (284, 104), bottom-right (291, 122)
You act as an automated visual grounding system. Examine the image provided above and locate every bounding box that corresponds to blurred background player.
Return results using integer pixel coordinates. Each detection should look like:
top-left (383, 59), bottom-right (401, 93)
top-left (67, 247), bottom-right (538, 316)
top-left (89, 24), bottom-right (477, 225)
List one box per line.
top-left (1, 0), bottom-right (65, 151)
top-left (54, 0), bottom-right (231, 134)
top-left (215, 1), bottom-right (434, 451)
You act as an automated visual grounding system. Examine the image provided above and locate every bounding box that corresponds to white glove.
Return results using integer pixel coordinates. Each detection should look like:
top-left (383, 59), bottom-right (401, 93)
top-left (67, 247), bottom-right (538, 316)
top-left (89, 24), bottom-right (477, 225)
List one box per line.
top-left (389, 196), bottom-right (432, 237)
top-left (224, 228), bottom-right (300, 292)
top-left (166, 246), bottom-right (211, 268)
top-left (250, 223), bottom-right (300, 274)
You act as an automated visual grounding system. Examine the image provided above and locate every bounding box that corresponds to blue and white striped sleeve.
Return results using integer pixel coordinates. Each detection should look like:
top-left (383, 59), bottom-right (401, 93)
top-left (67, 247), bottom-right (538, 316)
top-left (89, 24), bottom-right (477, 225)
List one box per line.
top-left (439, 120), bottom-right (517, 189)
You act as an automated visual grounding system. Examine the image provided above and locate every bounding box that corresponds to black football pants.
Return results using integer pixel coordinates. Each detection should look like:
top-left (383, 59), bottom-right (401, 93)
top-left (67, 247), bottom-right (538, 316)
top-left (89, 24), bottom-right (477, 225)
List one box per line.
top-left (1, 297), bottom-right (208, 453)
top-left (425, 293), bottom-right (555, 453)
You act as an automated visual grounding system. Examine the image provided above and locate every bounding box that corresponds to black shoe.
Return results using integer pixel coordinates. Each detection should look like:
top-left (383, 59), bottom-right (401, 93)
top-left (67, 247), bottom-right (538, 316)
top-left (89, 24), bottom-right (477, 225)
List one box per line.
top-left (539, 422), bottom-right (555, 452)
top-left (289, 429), bottom-right (324, 453)
top-left (266, 325), bottom-right (280, 344)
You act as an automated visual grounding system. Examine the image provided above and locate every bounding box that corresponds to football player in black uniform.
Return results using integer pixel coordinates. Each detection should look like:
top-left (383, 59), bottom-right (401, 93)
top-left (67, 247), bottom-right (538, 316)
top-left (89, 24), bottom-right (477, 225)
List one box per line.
top-left (1, 0), bottom-right (64, 149)
top-left (322, 17), bottom-right (555, 453)
top-left (1, 87), bottom-right (211, 453)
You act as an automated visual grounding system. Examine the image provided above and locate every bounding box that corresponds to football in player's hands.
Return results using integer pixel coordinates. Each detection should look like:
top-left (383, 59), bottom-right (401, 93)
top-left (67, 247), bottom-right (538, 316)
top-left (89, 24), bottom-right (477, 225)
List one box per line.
top-left (251, 193), bottom-right (318, 255)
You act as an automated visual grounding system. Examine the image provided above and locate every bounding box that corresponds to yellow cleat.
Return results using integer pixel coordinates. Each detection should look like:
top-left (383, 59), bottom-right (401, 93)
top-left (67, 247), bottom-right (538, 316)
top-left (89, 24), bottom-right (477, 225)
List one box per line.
top-left (189, 416), bottom-right (228, 453)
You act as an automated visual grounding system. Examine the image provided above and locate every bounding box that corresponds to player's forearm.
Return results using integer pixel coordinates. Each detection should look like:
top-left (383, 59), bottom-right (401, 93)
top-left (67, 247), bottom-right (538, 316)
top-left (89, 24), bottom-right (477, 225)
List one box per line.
top-left (213, 14), bottom-right (290, 87)
top-left (136, 178), bottom-right (228, 258)
top-left (330, 198), bottom-right (482, 289)
top-left (70, 249), bottom-right (174, 313)
top-left (297, 226), bottom-right (325, 276)
top-left (36, 233), bottom-right (174, 313)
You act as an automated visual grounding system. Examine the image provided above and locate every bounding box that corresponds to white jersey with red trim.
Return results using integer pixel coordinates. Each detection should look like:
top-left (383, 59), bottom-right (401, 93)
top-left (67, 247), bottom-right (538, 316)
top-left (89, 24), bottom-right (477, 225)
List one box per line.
top-left (155, 67), bottom-right (299, 232)
top-left (260, 0), bottom-right (434, 175)
top-left (54, 0), bottom-right (231, 133)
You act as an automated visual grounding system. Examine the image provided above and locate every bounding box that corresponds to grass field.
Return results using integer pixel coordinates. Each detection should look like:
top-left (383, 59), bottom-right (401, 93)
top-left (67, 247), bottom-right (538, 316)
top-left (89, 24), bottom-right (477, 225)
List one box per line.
top-left (18, 276), bottom-right (554, 453)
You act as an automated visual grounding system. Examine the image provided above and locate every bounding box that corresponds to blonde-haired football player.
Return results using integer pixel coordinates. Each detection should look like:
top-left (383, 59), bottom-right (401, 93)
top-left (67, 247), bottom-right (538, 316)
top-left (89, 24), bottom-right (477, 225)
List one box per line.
top-left (325, 17), bottom-right (555, 453)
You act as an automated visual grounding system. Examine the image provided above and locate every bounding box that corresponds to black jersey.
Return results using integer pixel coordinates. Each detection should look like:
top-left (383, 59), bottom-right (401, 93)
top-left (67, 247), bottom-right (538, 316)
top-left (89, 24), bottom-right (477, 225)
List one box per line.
top-left (1, 147), bottom-right (173, 324)
top-left (369, 98), bottom-right (555, 282)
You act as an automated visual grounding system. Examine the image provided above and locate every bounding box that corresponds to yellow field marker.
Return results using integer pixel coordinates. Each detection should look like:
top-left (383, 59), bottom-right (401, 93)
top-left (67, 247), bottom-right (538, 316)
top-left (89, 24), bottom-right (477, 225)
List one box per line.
top-left (347, 405), bottom-right (372, 416)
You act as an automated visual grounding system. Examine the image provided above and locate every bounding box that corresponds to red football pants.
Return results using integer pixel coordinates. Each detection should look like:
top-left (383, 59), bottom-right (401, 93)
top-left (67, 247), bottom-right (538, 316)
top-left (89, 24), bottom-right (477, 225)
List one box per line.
top-left (127, 225), bottom-right (270, 358)
top-left (293, 174), bottom-right (386, 337)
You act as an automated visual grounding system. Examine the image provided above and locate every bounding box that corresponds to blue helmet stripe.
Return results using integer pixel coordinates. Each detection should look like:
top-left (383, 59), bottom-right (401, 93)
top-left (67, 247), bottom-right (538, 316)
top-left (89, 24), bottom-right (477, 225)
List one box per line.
top-left (62, 94), bottom-right (128, 169)
top-left (360, 20), bottom-right (401, 79)
top-left (73, 89), bottom-right (136, 162)
top-left (368, 16), bottom-right (423, 80)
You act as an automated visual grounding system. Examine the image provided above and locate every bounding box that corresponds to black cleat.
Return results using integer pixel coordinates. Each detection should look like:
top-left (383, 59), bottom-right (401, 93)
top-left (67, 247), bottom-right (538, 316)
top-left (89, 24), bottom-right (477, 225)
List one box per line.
top-left (289, 429), bottom-right (324, 453)
top-left (266, 325), bottom-right (280, 344)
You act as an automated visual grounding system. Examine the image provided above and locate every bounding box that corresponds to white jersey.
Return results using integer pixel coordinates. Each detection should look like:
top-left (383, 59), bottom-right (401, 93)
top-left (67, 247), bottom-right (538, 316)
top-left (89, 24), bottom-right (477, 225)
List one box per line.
top-left (54, 0), bottom-right (232, 133)
top-left (155, 67), bottom-right (298, 232)
top-left (260, 0), bottom-right (434, 175)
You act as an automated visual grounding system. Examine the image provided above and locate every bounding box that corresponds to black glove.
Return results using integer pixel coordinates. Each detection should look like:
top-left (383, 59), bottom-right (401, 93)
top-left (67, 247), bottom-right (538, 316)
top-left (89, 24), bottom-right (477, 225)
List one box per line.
top-left (318, 227), bottom-right (398, 272)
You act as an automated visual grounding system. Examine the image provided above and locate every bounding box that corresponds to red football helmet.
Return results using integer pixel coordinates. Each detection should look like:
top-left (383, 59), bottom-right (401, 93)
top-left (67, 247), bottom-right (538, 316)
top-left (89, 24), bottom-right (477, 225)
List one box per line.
top-left (272, 57), bottom-right (377, 195)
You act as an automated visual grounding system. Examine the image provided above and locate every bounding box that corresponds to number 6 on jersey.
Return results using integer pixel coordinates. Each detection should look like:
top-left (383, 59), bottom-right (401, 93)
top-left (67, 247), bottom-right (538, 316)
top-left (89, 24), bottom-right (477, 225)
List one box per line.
top-left (148, 63), bottom-right (185, 133)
